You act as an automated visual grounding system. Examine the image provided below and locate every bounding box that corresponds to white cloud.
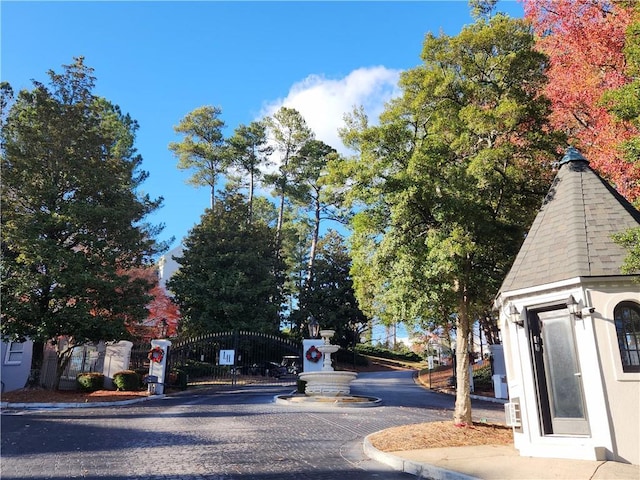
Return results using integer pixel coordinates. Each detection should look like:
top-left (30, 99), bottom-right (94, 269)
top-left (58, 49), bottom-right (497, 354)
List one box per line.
top-left (260, 66), bottom-right (402, 155)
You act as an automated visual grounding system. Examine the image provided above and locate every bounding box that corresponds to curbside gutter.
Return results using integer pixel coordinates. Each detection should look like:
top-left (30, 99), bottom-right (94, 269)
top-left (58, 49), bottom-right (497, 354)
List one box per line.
top-left (363, 435), bottom-right (480, 480)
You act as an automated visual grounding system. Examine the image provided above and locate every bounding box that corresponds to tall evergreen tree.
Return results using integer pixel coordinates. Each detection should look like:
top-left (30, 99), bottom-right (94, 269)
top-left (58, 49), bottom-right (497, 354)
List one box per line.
top-left (297, 231), bottom-right (369, 348)
top-left (226, 120), bottom-right (273, 223)
top-left (289, 139), bottom-right (342, 286)
top-left (264, 107), bottom-right (314, 249)
top-left (0, 58), bottom-right (165, 388)
top-left (169, 105), bottom-right (228, 209)
top-left (167, 193), bottom-right (282, 336)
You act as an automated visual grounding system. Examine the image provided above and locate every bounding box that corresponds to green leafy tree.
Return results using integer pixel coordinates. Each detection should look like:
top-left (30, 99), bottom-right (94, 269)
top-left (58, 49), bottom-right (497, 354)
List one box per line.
top-left (167, 192), bottom-right (282, 336)
top-left (295, 231), bottom-right (369, 348)
top-left (169, 105), bottom-right (228, 209)
top-left (337, 13), bottom-right (561, 423)
top-left (226, 120), bottom-right (273, 223)
top-left (0, 58), bottom-right (165, 389)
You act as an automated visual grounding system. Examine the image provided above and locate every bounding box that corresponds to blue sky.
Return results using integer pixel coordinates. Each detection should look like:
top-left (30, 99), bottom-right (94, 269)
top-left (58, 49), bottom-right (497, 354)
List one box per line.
top-left (2, 1), bottom-right (524, 250)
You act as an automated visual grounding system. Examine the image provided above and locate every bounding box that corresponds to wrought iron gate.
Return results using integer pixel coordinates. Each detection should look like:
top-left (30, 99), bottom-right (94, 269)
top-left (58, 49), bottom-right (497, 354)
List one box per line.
top-left (167, 331), bottom-right (302, 386)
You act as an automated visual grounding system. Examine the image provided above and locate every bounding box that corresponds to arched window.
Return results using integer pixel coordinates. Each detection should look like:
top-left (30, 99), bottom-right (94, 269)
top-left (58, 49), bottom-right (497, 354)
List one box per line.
top-left (614, 302), bottom-right (640, 373)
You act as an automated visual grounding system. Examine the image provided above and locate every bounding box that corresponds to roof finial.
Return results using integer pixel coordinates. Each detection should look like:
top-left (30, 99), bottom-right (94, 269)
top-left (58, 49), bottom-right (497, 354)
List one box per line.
top-left (560, 146), bottom-right (588, 165)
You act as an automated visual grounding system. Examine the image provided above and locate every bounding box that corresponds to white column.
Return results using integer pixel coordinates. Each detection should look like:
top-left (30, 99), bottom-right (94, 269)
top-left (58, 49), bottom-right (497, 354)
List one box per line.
top-left (148, 339), bottom-right (172, 394)
top-left (302, 339), bottom-right (323, 373)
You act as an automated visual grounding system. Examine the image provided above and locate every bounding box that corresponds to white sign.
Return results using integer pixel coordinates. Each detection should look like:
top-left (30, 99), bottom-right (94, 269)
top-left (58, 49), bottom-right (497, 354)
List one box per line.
top-left (219, 349), bottom-right (235, 366)
top-left (428, 355), bottom-right (434, 370)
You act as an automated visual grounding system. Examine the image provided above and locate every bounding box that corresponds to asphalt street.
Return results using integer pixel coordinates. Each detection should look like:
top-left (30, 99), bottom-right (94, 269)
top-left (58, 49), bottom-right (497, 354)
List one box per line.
top-left (1, 370), bottom-right (505, 480)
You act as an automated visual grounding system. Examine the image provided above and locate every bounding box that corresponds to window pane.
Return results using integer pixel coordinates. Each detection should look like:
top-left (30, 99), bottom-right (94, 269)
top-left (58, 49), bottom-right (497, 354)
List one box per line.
top-left (540, 313), bottom-right (584, 418)
top-left (615, 303), bottom-right (640, 372)
top-left (4, 342), bottom-right (24, 365)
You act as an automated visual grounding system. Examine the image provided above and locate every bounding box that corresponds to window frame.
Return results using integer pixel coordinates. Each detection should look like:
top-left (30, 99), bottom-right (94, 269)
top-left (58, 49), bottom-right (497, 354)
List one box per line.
top-left (4, 341), bottom-right (25, 366)
top-left (614, 301), bottom-right (640, 373)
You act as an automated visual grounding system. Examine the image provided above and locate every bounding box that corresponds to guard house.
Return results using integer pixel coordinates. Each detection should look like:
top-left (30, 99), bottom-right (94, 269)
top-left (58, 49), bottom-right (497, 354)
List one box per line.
top-left (494, 148), bottom-right (640, 465)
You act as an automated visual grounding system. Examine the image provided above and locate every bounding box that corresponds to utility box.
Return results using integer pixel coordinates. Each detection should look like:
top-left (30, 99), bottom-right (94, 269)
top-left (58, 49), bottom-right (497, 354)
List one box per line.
top-left (493, 374), bottom-right (508, 399)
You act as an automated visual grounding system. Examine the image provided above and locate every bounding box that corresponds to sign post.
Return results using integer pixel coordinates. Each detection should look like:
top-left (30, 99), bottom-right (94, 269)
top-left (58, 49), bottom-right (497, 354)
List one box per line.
top-left (219, 349), bottom-right (236, 385)
top-left (428, 355), bottom-right (434, 389)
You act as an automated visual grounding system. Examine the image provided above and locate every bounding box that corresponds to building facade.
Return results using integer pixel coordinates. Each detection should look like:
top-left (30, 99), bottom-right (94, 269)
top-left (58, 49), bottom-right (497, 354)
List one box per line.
top-left (495, 148), bottom-right (639, 465)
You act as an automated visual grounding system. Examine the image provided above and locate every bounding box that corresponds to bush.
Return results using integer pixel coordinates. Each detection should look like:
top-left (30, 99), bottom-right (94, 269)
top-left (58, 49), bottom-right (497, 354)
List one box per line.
top-left (76, 372), bottom-right (104, 392)
top-left (167, 369), bottom-right (188, 390)
top-left (355, 344), bottom-right (422, 362)
top-left (181, 359), bottom-right (218, 378)
top-left (473, 364), bottom-right (493, 390)
top-left (113, 370), bottom-right (141, 391)
top-left (335, 348), bottom-right (369, 366)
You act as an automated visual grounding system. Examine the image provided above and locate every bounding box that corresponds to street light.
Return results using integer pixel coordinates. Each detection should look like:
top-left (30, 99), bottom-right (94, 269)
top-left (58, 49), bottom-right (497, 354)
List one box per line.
top-left (307, 315), bottom-right (320, 339)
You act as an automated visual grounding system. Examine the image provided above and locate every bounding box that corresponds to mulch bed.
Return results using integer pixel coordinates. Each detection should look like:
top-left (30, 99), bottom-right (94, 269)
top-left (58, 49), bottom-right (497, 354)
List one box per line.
top-left (1, 387), bottom-right (149, 404)
top-left (368, 420), bottom-right (513, 452)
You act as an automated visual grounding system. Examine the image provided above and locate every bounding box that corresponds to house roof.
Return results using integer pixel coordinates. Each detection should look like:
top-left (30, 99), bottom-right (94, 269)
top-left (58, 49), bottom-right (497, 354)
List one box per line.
top-left (498, 148), bottom-right (640, 294)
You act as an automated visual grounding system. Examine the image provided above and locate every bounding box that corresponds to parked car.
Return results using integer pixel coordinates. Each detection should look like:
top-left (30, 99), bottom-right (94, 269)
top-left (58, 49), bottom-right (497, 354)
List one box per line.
top-left (264, 361), bottom-right (287, 378)
top-left (281, 355), bottom-right (301, 374)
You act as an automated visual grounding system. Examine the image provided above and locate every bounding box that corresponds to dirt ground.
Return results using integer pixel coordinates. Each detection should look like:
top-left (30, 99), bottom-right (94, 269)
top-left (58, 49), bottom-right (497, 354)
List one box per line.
top-left (1, 362), bottom-right (512, 452)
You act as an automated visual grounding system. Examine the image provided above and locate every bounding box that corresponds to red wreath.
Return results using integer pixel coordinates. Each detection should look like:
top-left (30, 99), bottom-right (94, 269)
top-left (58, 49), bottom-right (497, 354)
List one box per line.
top-left (148, 346), bottom-right (164, 363)
top-left (306, 345), bottom-right (322, 363)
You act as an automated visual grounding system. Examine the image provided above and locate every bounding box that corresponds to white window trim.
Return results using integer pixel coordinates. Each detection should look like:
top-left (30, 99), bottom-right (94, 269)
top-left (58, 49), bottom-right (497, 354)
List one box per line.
top-left (4, 341), bottom-right (25, 366)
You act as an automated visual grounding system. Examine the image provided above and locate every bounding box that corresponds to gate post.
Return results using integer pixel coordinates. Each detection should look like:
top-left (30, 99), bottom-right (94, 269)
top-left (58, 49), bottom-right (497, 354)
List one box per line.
top-left (148, 339), bottom-right (172, 394)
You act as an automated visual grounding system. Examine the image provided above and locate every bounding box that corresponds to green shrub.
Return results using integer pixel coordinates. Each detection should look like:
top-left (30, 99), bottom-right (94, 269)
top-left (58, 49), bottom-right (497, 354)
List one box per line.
top-left (168, 369), bottom-right (188, 390)
top-left (182, 359), bottom-right (216, 378)
top-left (336, 348), bottom-right (369, 366)
top-left (355, 344), bottom-right (422, 362)
top-left (473, 364), bottom-right (493, 390)
top-left (113, 370), bottom-right (141, 391)
top-left (76, 372), bottom-right (104, 392)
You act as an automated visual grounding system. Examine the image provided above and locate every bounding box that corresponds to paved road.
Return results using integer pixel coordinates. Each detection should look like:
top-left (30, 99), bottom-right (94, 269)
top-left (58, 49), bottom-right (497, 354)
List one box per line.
top-left (1, 370), bottom-right (504, 480)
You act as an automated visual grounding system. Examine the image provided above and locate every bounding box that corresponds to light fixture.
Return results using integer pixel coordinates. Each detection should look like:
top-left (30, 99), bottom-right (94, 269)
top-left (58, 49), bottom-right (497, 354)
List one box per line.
top-left (509, 303), bottom-right (524, 327)
top-left (160, 318), bottom-right (168, 338)
top-left (567, 295), bottom-right (595, 318)
top-left (307, 315), bottom-right (320, 339)
top-left (566, 295), bottom-right (582, 318)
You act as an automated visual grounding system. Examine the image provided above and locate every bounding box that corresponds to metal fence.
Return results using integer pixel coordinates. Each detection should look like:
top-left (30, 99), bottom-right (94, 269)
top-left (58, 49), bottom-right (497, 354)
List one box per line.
top-left (167, 331), bottom-right (302, 387)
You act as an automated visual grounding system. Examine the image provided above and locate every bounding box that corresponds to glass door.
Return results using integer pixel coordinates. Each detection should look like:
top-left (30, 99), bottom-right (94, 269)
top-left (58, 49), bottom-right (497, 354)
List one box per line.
top-left (530, 308), bottom-right (590, 436)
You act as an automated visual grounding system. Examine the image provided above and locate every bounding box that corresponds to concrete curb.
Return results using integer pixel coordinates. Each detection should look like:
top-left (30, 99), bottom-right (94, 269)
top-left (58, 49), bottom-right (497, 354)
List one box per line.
top-left (1, 394), bottom-right (164, 410)
top-left (363, 435), bottom-right (479, 480)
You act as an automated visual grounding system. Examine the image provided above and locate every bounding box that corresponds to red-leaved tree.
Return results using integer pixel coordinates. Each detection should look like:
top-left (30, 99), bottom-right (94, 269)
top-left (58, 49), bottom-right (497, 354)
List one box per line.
top-left (523, 0), bottom-right (640, 202)
top-left (125, 267), bottom-right (180, 342)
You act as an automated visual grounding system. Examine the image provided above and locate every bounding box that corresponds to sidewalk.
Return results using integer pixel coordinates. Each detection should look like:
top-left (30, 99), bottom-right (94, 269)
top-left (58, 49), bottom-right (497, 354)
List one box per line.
top-left (364, 438), bottom-right (640, 480)
top-left (376, 378), bottom-right (639, 479)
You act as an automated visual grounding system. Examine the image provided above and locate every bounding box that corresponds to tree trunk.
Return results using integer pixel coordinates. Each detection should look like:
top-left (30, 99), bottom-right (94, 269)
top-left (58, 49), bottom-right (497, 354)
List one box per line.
top-left (453, 291), bottom-right (472, 425)
top-left (306, 196), bottom-right (321, 284)
top-left (248, 169), bottom-right (254, 224)
top-left (275, 190), bottom-right (285, 248)
top-left (53, 339), bottom-right (75, 391)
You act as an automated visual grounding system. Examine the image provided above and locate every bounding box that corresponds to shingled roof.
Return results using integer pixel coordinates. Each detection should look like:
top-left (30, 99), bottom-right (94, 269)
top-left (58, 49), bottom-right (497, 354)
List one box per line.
top-left (499, 148), bottom-right (640, 294)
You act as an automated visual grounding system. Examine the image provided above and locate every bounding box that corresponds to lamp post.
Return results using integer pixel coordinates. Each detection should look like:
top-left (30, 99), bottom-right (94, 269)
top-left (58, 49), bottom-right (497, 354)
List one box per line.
top-left (307, 315), bottom-right (320, 339)
top-left (159, 318), bottom-right (168, 338)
